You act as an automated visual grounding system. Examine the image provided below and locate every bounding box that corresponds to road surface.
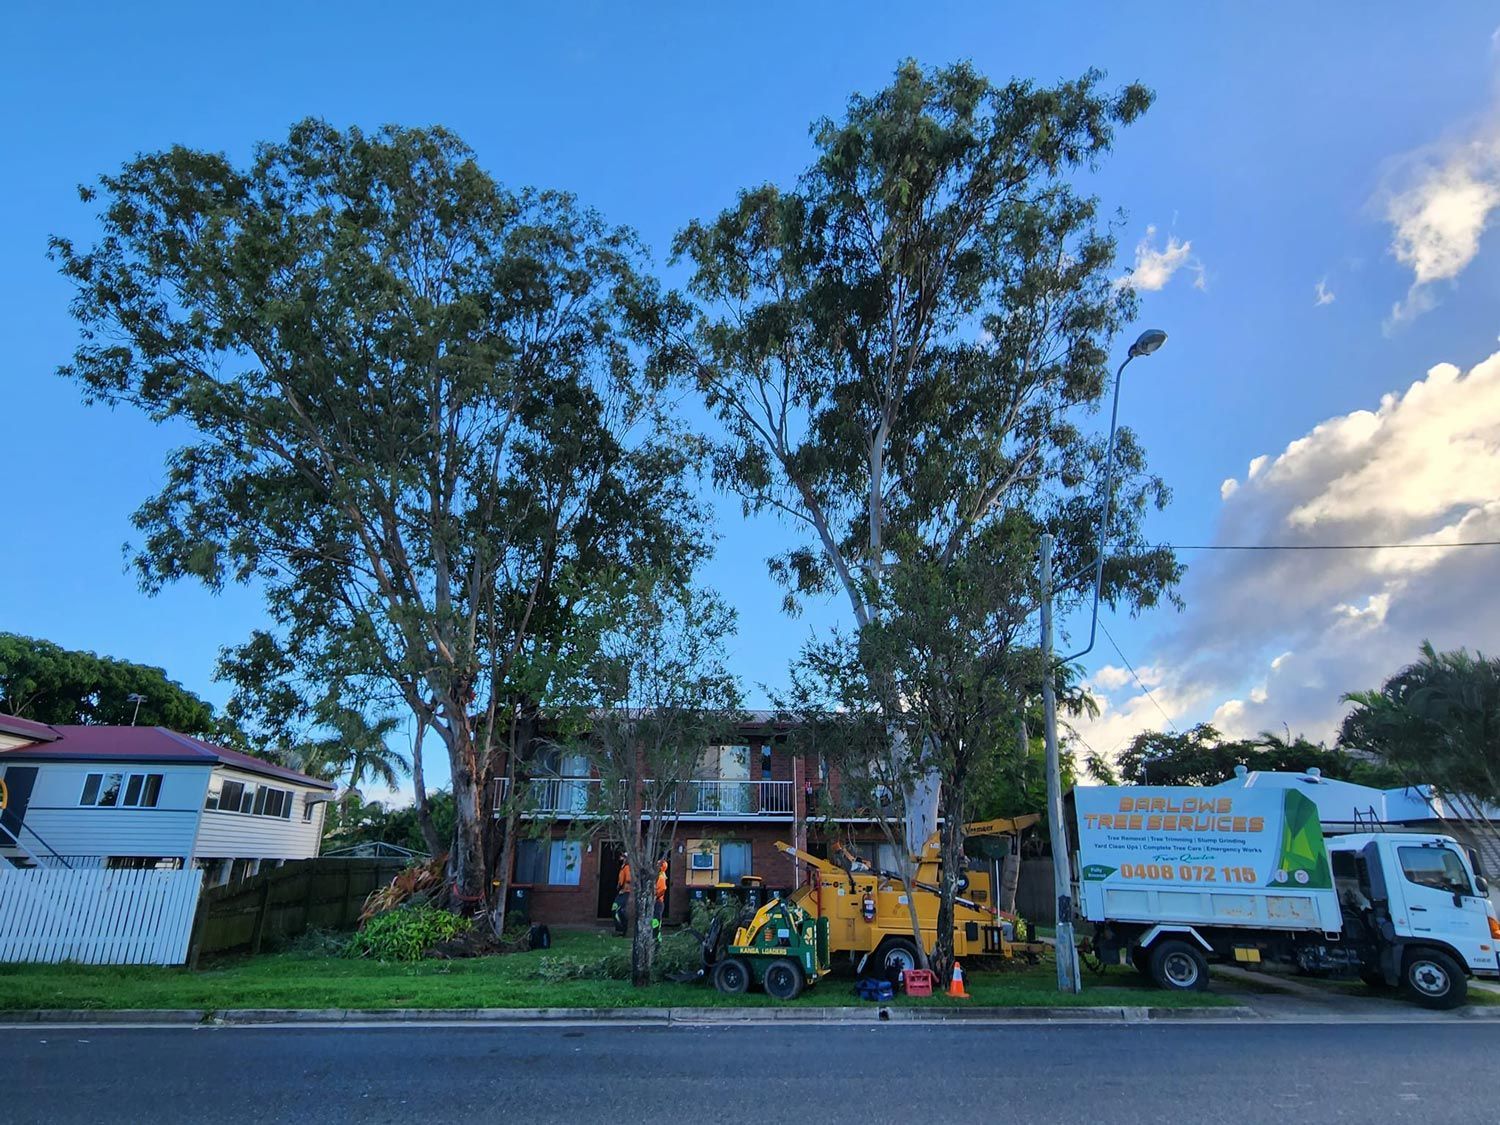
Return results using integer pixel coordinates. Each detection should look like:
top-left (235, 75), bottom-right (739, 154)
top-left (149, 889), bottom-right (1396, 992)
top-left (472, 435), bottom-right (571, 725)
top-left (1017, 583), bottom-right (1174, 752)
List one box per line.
top-left (7, 1022), bottom-right (1494, 1123)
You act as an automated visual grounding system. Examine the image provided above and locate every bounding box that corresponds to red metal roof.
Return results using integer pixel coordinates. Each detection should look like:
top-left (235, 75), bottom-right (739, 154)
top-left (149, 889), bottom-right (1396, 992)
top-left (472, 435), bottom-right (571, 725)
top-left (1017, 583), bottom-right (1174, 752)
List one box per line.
top-left (0, 719), bottom-right (334, 789)
top-left (0, 713), bottom-right (61, 742)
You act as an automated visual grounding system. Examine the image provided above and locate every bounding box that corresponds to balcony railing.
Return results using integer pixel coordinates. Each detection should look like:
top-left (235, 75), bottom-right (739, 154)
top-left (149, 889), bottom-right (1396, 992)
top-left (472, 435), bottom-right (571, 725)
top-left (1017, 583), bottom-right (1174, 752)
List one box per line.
top-left (493, 778), bottom-right (793, 818)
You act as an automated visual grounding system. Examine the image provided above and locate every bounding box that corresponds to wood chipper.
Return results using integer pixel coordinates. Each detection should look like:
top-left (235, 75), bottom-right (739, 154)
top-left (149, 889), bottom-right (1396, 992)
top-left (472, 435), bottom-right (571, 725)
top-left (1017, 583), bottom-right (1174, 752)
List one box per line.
top-left (684, 816), bottom-right (1046, 998)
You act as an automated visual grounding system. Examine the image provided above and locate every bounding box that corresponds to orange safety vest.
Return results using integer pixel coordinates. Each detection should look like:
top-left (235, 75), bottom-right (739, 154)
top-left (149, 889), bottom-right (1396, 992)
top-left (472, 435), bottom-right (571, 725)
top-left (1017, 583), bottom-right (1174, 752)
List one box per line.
top-left (618, 862), bottom-right (632, 893)
top-left (655, 864), bottom-right (667, 901)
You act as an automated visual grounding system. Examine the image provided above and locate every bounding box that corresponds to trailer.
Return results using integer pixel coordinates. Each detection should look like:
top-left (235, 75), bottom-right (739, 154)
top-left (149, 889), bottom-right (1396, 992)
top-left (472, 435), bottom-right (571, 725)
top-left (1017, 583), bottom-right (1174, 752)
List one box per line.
top-left (1075, 785), bottom-right (1500, 1008)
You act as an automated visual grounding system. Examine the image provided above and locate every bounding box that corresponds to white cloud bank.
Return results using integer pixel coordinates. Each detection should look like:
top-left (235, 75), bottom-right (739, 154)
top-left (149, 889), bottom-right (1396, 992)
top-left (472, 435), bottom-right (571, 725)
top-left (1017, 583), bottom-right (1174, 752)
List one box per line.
top-left (1118, 225), bottom-right (1205, 292)
top-left (1314, 279), bottom-right (1336, 306)
top-left (1074, 348), bottom-right (1500, 760)
top-left (1383, 114), bottom-right (1500, 325)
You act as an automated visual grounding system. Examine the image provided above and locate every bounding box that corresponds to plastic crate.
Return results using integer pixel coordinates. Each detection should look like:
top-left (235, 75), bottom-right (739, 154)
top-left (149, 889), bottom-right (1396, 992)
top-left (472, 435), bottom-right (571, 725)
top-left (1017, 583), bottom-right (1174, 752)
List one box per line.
top-left (901, 969), bottom-right (935, 997)
top-left (854, 977), bottom-right (895, 1002)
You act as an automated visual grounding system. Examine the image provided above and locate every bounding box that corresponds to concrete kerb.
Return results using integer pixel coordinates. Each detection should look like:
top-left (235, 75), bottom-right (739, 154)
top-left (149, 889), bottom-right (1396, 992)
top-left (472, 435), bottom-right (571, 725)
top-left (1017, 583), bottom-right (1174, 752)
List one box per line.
top-left (2, 1004), bottom-right (1259, 1027)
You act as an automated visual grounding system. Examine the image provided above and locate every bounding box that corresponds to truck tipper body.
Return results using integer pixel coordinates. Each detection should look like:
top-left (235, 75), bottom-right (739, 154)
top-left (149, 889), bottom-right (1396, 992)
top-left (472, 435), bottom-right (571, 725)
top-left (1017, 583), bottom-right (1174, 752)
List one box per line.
top-left (1074, 785), bottom-right (1500, 1008)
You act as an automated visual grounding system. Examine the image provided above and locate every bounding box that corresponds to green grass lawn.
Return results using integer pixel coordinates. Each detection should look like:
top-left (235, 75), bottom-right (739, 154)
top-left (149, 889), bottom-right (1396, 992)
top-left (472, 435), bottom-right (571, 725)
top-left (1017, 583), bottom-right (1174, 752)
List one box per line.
top-left (0, 930), bottom-right (1228, 1012)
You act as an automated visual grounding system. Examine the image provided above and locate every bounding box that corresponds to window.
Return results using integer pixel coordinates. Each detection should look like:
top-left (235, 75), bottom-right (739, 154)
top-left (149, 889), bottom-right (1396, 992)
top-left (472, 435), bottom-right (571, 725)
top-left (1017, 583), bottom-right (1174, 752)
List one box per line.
top-left (1399, 846), bottom-right (1474, 896)
top-left (514, 840), bottom-right (546, 884)
top-left (720, 841), bottom-right (753, 882)
top-left (549, 840), bottom-right (582, 885)
top-left (303, 799), bottom-right (316, 822)
top-left (79, 772), bottom-right (162, 808)
top-left (207, 778), bottom-right (294, 819)
top-left (514, 840), bottom-right (582, 886)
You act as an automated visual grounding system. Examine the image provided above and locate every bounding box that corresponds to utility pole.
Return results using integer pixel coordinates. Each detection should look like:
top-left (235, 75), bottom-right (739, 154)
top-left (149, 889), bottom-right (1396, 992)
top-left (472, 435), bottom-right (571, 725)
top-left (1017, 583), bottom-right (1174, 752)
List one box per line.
top-left (1039, 533), bottom-right (1082, 994)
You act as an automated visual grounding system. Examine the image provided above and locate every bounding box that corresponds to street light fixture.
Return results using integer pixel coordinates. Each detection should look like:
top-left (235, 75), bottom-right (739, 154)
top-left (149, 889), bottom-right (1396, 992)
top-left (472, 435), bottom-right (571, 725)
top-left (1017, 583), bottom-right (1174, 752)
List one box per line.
top-left (126, 693), bottom-right (146, 726)
top-left (1039, 327), bottom-right (1168, 994)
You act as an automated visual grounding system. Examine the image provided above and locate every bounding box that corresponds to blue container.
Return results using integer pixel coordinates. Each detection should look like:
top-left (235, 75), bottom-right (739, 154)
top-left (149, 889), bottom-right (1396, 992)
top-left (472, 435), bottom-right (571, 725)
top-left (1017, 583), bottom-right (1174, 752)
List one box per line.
top-left (854, 978), bottom-right (895, 1002)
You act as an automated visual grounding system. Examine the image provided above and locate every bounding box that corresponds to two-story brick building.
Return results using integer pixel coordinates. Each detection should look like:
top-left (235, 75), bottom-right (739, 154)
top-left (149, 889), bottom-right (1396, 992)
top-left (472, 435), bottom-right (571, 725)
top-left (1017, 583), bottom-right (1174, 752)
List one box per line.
top-left (496, 713), bottom-right (891, 928)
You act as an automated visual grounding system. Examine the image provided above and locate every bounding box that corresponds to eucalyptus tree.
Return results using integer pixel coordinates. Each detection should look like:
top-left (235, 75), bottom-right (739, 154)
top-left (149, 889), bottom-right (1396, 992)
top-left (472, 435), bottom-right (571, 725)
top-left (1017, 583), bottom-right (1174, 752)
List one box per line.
top-left (665, 61), bottom-right (1178, 967)
top-left (51, 121), bottom-right (703, 911)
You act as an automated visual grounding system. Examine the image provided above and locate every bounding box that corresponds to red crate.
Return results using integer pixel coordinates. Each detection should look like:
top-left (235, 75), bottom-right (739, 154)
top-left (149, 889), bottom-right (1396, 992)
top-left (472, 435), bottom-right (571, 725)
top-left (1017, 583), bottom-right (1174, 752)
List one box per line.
top-left (901, 969), bottom-right (935, 997)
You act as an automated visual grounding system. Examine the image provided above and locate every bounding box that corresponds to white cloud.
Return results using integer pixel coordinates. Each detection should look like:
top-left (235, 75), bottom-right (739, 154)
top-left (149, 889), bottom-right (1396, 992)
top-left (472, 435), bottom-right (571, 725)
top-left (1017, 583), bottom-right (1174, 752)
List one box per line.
top-left (1118, 225), bottom-right (1205, 292)
top-left (1074, 348), bottom-right (1500, 760)
top-left (1314, 279), bottom-right (1336, 306)
top-left (1382, 112), bottom-right (1500, 325)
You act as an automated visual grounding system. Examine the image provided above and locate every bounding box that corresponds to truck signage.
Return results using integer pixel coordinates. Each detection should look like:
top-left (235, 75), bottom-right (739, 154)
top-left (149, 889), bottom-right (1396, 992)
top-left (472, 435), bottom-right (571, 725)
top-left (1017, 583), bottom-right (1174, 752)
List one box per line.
top-left (1074, 786), bottom-right (1332, 890)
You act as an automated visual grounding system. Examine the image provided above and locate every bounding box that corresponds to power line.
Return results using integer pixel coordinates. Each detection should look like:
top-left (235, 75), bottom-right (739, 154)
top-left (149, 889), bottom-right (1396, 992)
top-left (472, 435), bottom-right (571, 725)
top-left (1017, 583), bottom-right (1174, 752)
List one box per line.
top-left (1097, 619), bottom-right (1178, 734)
top-left (1159, 540), bottom-right (1500, 552)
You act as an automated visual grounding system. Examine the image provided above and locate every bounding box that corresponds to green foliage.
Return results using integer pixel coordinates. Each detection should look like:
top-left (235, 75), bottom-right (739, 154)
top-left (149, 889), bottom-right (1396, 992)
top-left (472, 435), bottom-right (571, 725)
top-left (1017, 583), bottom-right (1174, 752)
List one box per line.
top-left (0, 632), bottom-right (216, 733)
top-left (346, 906), bottom-right (472, 962)
top-left (322, 790), bottom-right (456, 855)
top-left (52, 119), bottom-right (706, 902)
top-left (1116, 723), bottom-right (1404, 788)
top-left (1341, 641), bottom-right (1500, 806)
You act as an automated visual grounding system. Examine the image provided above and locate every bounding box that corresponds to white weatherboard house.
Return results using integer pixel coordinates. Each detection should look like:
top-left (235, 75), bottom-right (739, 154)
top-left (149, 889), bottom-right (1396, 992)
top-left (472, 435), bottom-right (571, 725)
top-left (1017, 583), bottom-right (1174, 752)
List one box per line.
top-left (0, 713), bottom-right (335, 885)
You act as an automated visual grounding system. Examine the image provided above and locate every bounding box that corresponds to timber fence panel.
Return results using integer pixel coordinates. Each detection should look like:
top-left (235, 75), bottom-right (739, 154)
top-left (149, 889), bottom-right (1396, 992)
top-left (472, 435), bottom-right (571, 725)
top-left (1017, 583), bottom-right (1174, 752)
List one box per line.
top-left (0, 868), bottom-right (204, 965)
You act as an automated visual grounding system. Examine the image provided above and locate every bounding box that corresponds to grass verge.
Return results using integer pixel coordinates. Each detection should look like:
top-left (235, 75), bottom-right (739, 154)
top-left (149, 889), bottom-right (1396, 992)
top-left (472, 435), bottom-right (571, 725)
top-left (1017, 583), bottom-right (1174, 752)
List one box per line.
top-left (0, 931), bottom-right (1230, 1011)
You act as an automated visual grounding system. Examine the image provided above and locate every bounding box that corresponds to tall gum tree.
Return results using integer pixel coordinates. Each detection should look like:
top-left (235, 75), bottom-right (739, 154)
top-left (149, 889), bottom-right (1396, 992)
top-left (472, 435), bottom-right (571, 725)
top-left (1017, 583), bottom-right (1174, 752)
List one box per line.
top-left (662, 62), bottom-right (1179, 973)
top-left (51, 121), bottom-right (704, 911)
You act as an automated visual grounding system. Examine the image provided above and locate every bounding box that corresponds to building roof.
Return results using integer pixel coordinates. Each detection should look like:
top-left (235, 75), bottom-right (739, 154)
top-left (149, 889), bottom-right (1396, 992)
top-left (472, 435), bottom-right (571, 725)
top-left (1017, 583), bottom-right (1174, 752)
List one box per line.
top-left (1210, 767), bottom-right (1460, 825)
top-left (0, 719), bottom-right (335, 790)
top-left (0, 713), bottom-right (61, 743)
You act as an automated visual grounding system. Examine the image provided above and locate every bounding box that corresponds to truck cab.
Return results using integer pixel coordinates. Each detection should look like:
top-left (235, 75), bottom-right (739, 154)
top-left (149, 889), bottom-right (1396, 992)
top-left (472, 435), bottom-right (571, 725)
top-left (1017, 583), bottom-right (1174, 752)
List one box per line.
top-left (1328, 832), bottom-right (1500, 1003)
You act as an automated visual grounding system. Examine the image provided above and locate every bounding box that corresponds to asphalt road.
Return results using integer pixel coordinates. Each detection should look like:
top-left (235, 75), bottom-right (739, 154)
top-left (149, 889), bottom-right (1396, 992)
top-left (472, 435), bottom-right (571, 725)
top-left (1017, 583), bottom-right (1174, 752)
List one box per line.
top-left (8, 1022), bottom-right (1496, 1124)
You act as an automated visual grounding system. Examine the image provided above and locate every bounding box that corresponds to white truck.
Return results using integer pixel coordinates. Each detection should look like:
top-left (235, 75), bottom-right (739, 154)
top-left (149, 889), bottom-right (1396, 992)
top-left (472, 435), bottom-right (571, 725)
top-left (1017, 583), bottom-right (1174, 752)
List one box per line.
top-left (1074, 785), bottom-right (1500, 1008)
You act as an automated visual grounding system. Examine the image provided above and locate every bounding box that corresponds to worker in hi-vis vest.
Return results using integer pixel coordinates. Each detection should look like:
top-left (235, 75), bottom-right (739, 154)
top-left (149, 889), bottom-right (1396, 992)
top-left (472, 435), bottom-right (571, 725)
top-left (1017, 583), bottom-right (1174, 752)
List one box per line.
top-left (612, 859), bottom-right (632, 936)
top-left (652, 859), bottom-right (668, 941)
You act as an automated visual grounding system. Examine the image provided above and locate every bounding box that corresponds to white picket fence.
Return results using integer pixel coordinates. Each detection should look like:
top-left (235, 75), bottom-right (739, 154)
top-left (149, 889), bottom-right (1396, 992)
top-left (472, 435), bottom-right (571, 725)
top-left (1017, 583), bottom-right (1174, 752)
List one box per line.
top-left (0, 867), bottom-right (203, 965)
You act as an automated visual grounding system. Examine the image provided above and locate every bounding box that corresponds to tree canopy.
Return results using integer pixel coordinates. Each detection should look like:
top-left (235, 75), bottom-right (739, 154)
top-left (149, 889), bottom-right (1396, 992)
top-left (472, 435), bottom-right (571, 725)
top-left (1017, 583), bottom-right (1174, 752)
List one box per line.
top-left (1341, 642), bottom-right (1500, 811)
top-left (665, 59), bottom-right (1179, 977)
top-left (52, 120), bottom-right (703, 909)
top-left (1115, 723), bottom-right (1403, 789)
top-left (0, 632), bottom-right (216, 734)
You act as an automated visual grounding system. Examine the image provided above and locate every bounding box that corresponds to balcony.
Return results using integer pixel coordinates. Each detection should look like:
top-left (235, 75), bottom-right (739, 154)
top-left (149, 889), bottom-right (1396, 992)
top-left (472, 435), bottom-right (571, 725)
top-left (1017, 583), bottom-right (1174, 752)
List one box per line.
top-left (493, 778), bottom-right (793, 818)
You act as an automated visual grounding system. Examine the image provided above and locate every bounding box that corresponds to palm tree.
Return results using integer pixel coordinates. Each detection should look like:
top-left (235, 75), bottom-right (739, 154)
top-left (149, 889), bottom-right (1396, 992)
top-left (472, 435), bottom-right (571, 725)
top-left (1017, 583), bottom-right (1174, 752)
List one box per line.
top-left (285, 707), bottom-right (409, 794)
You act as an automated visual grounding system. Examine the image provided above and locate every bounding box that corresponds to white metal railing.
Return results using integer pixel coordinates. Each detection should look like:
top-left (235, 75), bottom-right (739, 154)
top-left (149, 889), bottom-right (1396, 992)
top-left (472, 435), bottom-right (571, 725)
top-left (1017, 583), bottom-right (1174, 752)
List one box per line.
top-left (493, 778), bottom-right (793, 817)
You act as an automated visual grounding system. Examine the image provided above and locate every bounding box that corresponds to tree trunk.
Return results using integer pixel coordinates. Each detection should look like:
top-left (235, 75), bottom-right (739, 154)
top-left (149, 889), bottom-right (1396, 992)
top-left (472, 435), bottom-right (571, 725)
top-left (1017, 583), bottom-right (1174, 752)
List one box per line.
top-left (630, 881), bottom-right (656, 986)
top-left (932, 810), bottom-right (964, 983)
top-left (1000, 849), bottom-right (1021, 915)
top-left (445, 715), bottom-right (489, 912)
top-left (410, 717), bottom-right (443, 858)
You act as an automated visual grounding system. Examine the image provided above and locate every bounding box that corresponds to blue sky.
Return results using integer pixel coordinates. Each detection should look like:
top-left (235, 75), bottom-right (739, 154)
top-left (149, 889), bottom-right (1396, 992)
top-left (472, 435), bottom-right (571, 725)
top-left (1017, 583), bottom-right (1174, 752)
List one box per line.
top-left (4, 2), bottom-right (1499, 796)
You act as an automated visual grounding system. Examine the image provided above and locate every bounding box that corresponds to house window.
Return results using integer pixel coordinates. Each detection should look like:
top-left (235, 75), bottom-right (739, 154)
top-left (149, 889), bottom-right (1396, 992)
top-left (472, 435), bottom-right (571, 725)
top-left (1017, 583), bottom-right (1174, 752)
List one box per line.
top-left (514, 839), bottom-right (582, 886)
top-left (207, 779), bottom-right (294, 819)
top-left (303, 799), bottom-right (316, 822)
top-left (548, 840), bottom-right (582, 885)
top-left (514, 840), bottom-right (546, 884)
top-left (79, 772), bottom-right (162, 808)
top-left (719, 841), bottom-right (753, 882)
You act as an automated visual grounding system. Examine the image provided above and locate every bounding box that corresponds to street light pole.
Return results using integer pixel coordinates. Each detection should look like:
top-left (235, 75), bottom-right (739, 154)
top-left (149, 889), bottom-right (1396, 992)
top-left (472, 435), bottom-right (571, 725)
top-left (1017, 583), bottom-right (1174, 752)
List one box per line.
top-left (1041, 328), bottom-right (1166, 994)
top-left (1038, 532), bottom-right (1080, 992)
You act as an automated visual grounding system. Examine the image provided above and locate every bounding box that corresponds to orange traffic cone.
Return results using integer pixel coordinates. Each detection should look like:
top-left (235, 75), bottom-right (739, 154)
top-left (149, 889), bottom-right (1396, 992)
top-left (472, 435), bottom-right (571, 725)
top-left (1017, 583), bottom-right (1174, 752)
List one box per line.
top-left (947, 960), bottom-right (970, 999)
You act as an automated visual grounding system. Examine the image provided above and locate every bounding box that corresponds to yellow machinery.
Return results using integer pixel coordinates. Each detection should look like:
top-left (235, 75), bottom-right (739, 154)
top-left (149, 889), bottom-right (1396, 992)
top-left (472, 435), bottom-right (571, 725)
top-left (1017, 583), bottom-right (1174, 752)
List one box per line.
top-left (774, 817), bottom-right (1044, 981)
top-left (683, 815), bottom-right (1045, 995)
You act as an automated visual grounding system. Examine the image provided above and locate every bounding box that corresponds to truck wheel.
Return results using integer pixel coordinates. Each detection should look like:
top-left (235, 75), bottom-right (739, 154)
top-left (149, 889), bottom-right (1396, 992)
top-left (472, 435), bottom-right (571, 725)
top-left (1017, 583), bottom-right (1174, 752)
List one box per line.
top-left (1149, 940), bottom-right (1209, 992)
top-left (876, 938), bottom-right (921, 984)
top-left (1403, 949), bottom-right (1467, 1010)
top-left (762, 957), bottom-right (805, 1001)
top-left (713, 957), bottom-right (751, 995)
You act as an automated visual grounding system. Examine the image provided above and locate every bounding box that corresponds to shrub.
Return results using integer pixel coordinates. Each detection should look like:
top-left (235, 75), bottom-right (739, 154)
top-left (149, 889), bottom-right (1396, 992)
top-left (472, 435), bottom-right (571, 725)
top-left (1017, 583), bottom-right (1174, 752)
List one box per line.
top-left (346, 905), bottom-right (472, 962)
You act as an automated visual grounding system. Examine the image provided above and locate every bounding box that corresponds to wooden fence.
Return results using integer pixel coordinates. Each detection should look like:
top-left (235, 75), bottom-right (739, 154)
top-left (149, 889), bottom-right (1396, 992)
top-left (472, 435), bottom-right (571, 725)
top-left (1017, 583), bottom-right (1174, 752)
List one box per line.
top-left (190, 857), bottom-right (410, 961)
top-left (0, 867), bottom-right (203, 965)
top-left (1016, 858), bottom-right (1057, 926)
